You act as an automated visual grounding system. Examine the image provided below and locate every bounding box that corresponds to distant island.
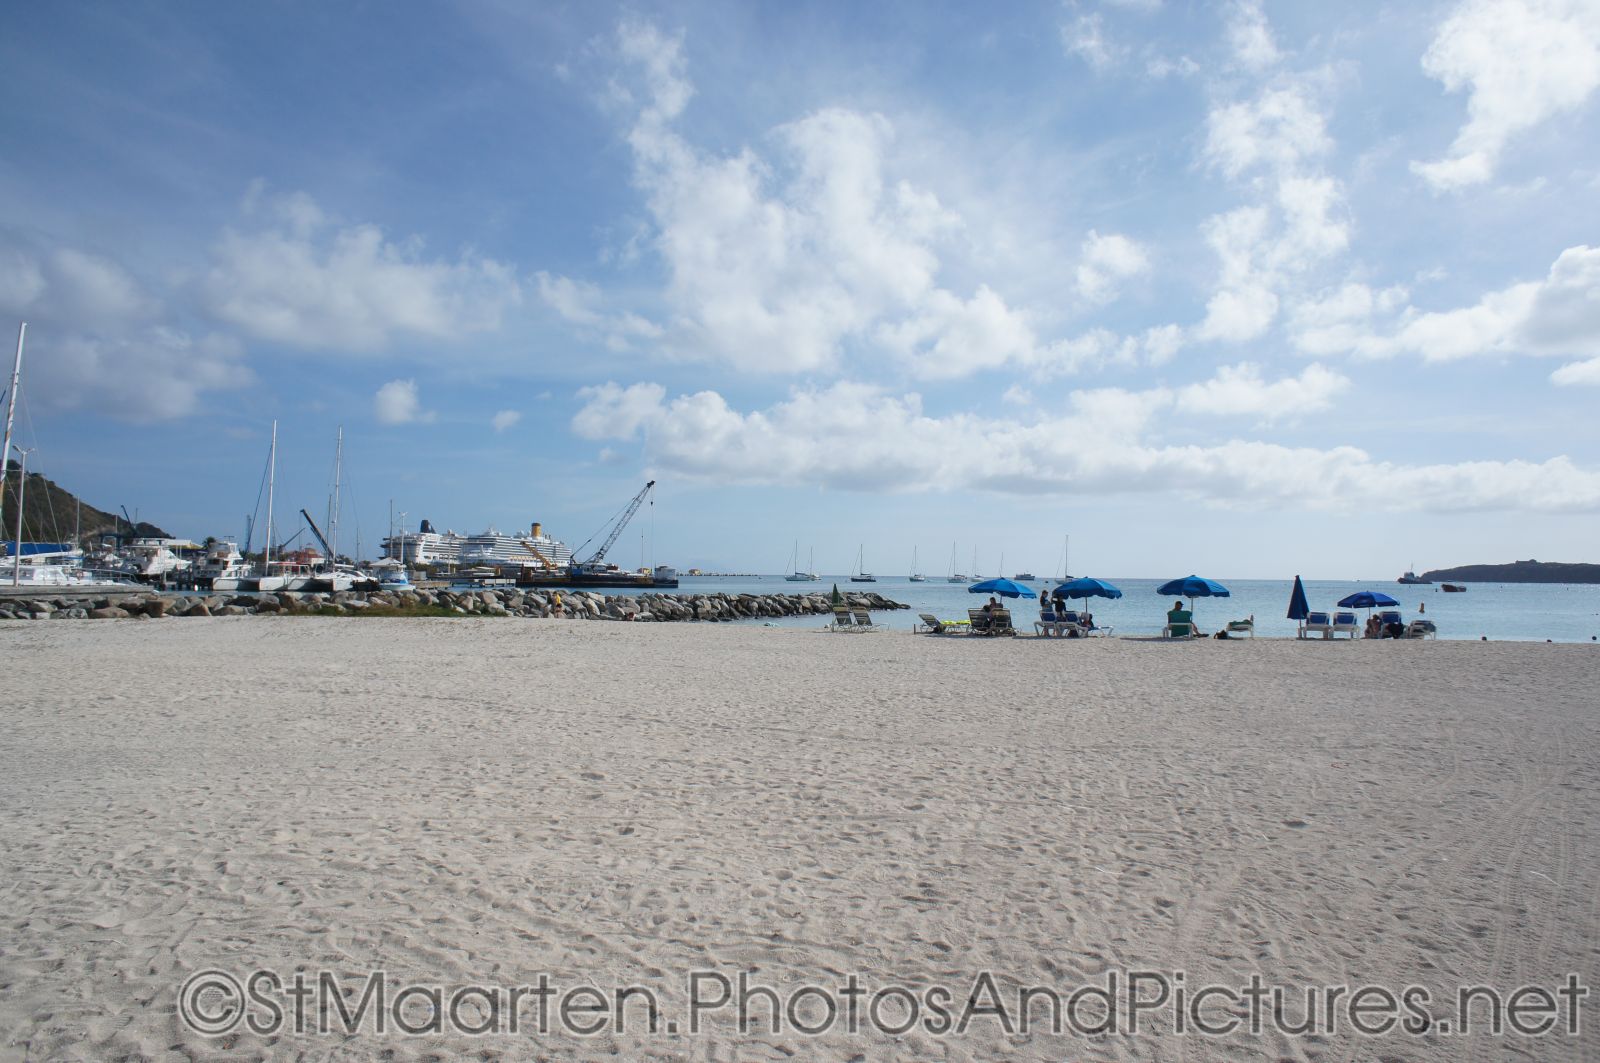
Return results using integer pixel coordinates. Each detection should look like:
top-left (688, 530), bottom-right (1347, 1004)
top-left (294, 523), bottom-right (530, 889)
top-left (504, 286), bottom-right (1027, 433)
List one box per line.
top-left (1421, 560), bottom-right (1600, 584)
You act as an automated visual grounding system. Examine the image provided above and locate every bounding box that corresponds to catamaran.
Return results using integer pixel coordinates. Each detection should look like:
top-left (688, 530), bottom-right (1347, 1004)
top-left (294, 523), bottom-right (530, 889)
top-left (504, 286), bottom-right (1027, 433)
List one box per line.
top-left (784, 541), bottom-right (820, 581)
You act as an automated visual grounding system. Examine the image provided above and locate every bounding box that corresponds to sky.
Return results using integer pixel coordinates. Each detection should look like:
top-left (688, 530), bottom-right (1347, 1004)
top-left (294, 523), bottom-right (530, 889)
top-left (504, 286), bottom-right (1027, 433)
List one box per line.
top-left (2, 0), bottom-right (1599, 579)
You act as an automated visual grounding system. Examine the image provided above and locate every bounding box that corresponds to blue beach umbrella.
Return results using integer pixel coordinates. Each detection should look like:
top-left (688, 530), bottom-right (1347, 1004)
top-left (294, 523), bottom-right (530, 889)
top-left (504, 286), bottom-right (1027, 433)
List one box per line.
top-left (968, 577), bottom-right (1038, 599)
top-left (1287, 575), bottom-right (1310, 621)
top-left (1338, 590), bottom-right (1398, 625)
top-left (1156, 575), bottom-right (1232, 600)
top-left (1053, 576), bottom-right (1122, 616)
top-left (1337, 590), bottom-right (1398, 611)
top-left (1156, 574), bottom-right (1230, 622)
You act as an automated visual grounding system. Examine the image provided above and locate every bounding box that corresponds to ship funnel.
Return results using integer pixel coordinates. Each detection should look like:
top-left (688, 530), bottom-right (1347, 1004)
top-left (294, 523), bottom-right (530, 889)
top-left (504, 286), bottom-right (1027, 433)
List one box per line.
top-left (531, 522), bottom-right (542, 538)
top-left (420, 519), bottom-right (435, 534)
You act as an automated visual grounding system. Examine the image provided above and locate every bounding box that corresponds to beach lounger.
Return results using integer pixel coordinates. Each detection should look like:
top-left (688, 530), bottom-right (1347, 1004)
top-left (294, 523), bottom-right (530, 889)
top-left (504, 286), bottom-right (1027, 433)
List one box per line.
top-left (916, 613), bottom-right (953, 634)
top-left (1377, 610), bottom-right (1405, 639)
top-left (1163, 609), bottom-right (1199, 638)
top-left (1225, 617), bottom-right (1255, 638)
top-left (989, 609), bottom-right (1016, 636)
top-left (1331, 612), bottom-right (1359, 638)
top-left (852, 608), bottom-right (875, 630)
top-left (831, 606), bottom-right (854, 631)
top-left (1405, 619), bottom-right (1437, 639)
top-left (967, 607), bottom-right (991, 635)
top-left (1301, 611), bottom-right (1332, 639)
top-left (1056, 610), bottom-right (1091, 638)
top-left (1034, 610), bottom-right (1061, 636)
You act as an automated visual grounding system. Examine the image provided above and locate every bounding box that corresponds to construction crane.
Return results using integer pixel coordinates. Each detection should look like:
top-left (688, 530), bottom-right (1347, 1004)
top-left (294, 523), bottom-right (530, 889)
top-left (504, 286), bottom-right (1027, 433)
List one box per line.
top-left (299, 508), bottom-right (335, 563)
top-left (571, 480), bottom-right (654, 575)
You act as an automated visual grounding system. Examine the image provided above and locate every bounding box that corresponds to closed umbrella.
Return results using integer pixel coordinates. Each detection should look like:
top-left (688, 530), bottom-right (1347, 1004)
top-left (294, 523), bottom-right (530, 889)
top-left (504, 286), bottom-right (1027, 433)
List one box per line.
top-left (1288, 575), bottom-right (1310, 638)
top-left (1287, 575), bottom-right (1310, 619)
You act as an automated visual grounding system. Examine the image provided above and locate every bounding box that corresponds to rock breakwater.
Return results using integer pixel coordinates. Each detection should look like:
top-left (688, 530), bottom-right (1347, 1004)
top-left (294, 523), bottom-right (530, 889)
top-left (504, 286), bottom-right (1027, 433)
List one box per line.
top-left (0, 588), bottom-right (909, 622)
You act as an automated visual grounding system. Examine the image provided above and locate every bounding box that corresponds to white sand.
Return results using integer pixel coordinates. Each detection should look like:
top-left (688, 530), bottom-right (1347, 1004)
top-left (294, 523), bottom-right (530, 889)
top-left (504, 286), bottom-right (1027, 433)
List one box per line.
top-left (2, 617), bottom-right (1596, 1061)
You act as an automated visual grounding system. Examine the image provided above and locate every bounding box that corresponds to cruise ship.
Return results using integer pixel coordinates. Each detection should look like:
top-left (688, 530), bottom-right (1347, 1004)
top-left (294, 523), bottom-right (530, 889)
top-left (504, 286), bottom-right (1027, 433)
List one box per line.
top-left (382, 519), bottom-right (573, 571)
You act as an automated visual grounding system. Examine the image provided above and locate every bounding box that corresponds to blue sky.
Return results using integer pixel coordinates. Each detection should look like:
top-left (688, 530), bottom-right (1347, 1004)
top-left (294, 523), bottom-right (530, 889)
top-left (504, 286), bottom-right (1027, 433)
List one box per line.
top-left (3, 0), bottom-right (1599, 578)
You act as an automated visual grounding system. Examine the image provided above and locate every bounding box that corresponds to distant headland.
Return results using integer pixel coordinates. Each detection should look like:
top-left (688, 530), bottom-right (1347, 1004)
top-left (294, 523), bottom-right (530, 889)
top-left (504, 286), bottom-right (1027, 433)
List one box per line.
top-left (1421, 560), bottom-right (1600, 584)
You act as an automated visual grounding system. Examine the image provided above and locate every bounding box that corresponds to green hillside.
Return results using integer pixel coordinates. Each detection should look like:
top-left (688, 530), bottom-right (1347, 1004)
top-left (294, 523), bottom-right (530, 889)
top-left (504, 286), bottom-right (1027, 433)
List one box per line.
top-left (1421, 560), bottom-right (1600, 584)
top-left (2, 460), bottom-right (169, 547)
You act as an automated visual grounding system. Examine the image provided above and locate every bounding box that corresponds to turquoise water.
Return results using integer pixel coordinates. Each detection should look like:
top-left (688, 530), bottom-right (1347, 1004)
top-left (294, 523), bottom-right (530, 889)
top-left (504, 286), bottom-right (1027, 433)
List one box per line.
top-left (674, 576), bottom-right (1600, 642)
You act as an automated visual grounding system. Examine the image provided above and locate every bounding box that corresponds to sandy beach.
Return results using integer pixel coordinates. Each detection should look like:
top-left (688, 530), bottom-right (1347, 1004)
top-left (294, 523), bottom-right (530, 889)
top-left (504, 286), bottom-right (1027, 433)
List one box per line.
top-left (2, 617), bottom-right (1596, 1061)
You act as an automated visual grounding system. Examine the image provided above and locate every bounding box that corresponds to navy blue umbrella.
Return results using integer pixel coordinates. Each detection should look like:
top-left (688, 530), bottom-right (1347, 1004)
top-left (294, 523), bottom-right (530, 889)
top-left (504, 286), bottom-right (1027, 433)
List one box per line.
top-left (1287, 575), bottom-right (1310, 621)
top-left (1338, 590), bottom-right (1398, 610)
top-left (968, 577), bottom-right (1038, 599)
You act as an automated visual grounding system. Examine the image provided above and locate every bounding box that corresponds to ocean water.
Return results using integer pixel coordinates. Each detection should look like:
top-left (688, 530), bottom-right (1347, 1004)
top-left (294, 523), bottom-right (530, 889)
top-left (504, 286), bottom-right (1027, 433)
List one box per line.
top-left (672, 575), bottom-right (1600, 643)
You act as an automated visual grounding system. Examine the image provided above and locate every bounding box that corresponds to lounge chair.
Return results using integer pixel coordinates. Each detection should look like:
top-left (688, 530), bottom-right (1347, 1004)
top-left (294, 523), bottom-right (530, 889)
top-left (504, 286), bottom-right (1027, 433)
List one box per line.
top-left (967, 607), bottom-right (991, 635)
top-left (1301, 611), bottom-right (1332, 639)
top-left (1225, 617), bottom-right (1255, 638)
top-left (1163, 610), bottom-right (1199, 638)
top-left (916, 613), bottom-right (952, 634)
top-left (831, 606), bottom-right (854, 631)
top-left (1057, 610), bottom-right (1091, 638)
top-left (852, 608), bottom-right (875, 630)
top-left (989, 608), bottom-right (1016, 636)
top-left (1034, 610), bottom-right (1061, 636)
top-left (1377, 610), bottom-right (1405, 639)
top-left (1331, 612), bottom-right (1359, 638)
top-left (1405, 619), bottom-right (1437, 639)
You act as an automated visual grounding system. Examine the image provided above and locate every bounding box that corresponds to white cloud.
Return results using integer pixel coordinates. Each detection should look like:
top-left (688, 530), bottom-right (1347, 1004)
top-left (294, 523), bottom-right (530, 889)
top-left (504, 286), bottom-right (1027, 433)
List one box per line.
top-left (1205, 87), bottom-right (1332, 179)
top-left (0, 235), bottom-right (249, 420)
top-left (536, 271), bottom-right (662, 350)
top-left (1296, 245), bottom-right (1600, 363)
top-left (1175, 362), bottom-right (1350, 420)
top-left (374, 379), bottom-right (435, 425)
top-left (1412, 0), bottom-right (1600, 191)
top-left (610, 22), bottom-right (1073, 381)
top-left (31, 330), bottom-right (250, 423)
top-left (491, 409), bottom-right (521, 432)
top-left (1194, 82), bottom-right (1349, 346)
top-left (203, 191), bottom-right (523, 351)
top-left (571, 378), bottom-right (1600, 511)
top-left (1064, 13), bottom-right (1123, 70)
top-left (1075, 230), bottom-right (1150, 303)
top-left (1224, 0), bottom-right (1281, 71)
top-left (1551, 356), bottom-right (1600, 384)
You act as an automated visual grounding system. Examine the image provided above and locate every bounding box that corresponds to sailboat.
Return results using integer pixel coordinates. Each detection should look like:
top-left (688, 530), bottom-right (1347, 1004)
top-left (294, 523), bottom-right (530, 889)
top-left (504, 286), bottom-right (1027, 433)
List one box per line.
top-left (947, 541), bottom-right (966, 582)
top-left (1, 323), bottom-right (138, 590)
top-left (909, 546), bottom-right (926, 582)
top-left (214, 421), bottom-right (290, 592)
top-left (968, 546), bottom-right (981, 583)
top-left (298, 426), bottom-right (356, 592)
top-left (850, 544), bottom-right (876, 583)
top-left (784, 541), bottom-right (820, 581)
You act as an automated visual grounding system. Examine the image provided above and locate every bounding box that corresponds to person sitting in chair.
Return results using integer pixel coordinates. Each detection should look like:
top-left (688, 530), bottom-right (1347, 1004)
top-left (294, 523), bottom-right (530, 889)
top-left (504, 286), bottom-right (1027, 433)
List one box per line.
top-left (1167, 600), bottom-right (1194, 636)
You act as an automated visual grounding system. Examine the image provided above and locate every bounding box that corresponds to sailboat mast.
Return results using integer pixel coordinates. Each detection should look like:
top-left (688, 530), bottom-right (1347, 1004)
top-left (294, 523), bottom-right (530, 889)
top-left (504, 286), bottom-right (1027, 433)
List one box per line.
top-left (329, 425), bottom-right (342, 565)
top-left (1, 322), bottom-right (25, 542)
top-left (11, 447), bottom-right (29, 586)
top-left (264, 420), bottom-right (277, 568)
